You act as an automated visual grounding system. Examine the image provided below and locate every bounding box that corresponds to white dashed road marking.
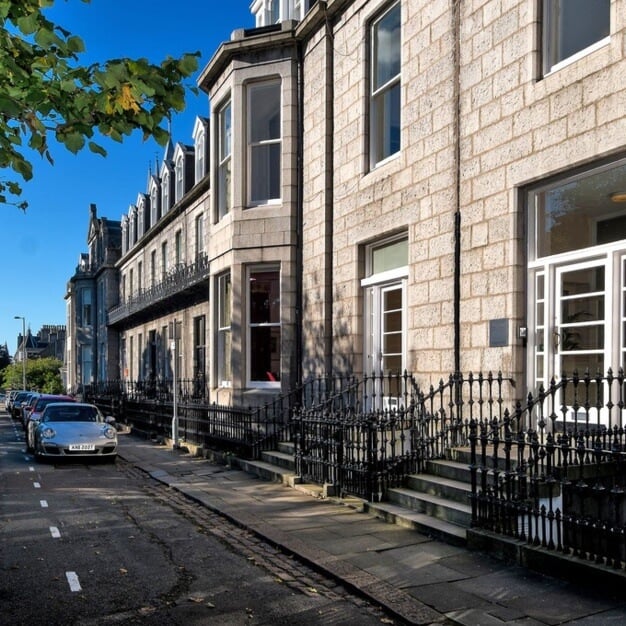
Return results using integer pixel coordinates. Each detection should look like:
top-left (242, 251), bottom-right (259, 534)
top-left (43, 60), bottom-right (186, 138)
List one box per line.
top-left (66, 571), bottom-right (82, 592)
top-left (50, 527), bottom-right (61, 538)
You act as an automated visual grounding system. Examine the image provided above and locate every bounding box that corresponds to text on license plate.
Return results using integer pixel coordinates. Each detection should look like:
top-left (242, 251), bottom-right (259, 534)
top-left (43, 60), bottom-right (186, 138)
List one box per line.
top-left (69, 443), bottom-right (95, 451)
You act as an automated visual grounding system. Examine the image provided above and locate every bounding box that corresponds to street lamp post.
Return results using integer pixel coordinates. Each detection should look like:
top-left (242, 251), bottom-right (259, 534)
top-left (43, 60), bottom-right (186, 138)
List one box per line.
top-left (14, 315), bottom-right (26, 390)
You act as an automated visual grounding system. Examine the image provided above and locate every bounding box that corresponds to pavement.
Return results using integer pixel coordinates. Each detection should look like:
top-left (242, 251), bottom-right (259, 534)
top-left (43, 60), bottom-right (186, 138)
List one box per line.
top-left (117, 434), bottom-right (626, 626)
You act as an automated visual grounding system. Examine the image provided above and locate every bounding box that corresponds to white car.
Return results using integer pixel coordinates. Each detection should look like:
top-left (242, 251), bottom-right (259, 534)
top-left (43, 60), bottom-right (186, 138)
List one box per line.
top-left (33, 402), bottom-right (117, 462)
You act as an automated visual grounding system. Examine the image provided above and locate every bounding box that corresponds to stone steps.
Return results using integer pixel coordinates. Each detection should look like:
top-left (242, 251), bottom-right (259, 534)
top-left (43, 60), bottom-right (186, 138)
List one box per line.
top-left (239, 444), bottom-right (474, 546)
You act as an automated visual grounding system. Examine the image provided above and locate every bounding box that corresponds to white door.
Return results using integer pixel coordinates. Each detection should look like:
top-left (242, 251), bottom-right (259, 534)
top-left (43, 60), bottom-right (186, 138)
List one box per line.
top-left (553, 260), bottom-right (607, 378)
top-left (533, 255), bottom-right (623, 429)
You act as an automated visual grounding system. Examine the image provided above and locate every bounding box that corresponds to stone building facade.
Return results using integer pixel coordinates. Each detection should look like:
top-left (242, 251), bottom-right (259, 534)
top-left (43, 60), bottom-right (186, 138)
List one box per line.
top-left (65, 205), bottom-right (121, 391)
top-left (67, 0), bottom-right (626, 420)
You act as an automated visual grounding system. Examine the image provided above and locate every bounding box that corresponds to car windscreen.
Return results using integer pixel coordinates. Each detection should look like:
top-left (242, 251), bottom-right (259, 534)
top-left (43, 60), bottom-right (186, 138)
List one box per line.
top-left (43, 407), bottom-right (100, 422)
top-left (35, 397), bottom-right (73, 411)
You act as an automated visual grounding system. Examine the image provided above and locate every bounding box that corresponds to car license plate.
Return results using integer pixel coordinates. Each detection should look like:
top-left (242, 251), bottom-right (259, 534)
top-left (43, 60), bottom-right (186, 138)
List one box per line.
top-left (69, 443), bottom-right (95, 451)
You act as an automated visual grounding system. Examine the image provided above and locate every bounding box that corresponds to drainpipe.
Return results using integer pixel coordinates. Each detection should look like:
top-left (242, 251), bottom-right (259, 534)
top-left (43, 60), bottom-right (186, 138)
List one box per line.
top-left (452, 0), bottom-right (461, 376)
top-left (324, 12), bottom-right (334, 375)
top-left (296, 39), bottom-right (304, 387)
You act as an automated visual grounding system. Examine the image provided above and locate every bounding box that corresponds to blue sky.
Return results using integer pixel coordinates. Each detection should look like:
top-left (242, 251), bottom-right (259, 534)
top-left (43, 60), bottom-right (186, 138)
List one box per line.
top-left (0, 0), bottom-right (253, 354)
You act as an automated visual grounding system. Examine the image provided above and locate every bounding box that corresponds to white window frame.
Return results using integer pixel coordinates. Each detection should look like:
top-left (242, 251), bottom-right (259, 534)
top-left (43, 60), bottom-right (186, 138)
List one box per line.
top-left (217, 272), bottom-right (232, 387)
top-left (81, 345), bottom-right (93, 385)
top-left (150, 250), bottom-right (156, 287)
top-left (247, 80), bottom-right (282, 206)
top-left (217, 99), bottom-right (232, 220)
top-left (542, 0), bottom-right (610, 75)
top-left (150, 185), bottom-right (159, 224)
top-left (162, 172), bottom-right (170, 214)
top-left (247, 266), bottom-right (281, 388)
top-left (370, 1), bottom-right (401, 169)
top-left (195, 131), bottom-right (205, 183)
top-left (361, 236), bottom-right (408, 378)
top-left (175, 230), bottom-right (183, 267)
top-left (175, 154), bottom-right (184, 202)
top-left (195, 214), bottom-right (204, 258)
top-left (161, 241), bottom-right (168, 279)
top-left (81, 288), bottom-right (93, 327)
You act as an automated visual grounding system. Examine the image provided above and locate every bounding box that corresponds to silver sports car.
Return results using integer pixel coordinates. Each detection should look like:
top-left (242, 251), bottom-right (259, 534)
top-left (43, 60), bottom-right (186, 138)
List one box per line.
top-left (33, 402), bottom-right (118, 462)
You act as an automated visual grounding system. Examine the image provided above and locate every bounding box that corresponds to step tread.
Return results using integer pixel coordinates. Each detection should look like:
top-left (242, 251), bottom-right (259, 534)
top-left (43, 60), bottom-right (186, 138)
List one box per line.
top-left (389, 486), bottom-right (472, 513)
top-left (428, 459), bottom-right (471, 470)
top-left (366, 501), bottom-right (467, 539)
top-left (409, 473), bottom-right (472, 492)
top-left (238, 458), bottom-right (296, 478)
top-left (262, 450), bottom-right (293, 461)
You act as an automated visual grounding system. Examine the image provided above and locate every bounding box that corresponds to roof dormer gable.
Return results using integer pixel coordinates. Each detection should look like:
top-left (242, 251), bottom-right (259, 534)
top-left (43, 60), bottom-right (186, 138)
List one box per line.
top-left (173, 142), bottom-right (195, 203)
top-left (148, 174), bottom-right (161, 224)
top-left (192, 116), bottom-right (209, 184)
top-left (159, 158), bottom-right (174, 214)
top-left (136, 192), bottom-right (150, 237)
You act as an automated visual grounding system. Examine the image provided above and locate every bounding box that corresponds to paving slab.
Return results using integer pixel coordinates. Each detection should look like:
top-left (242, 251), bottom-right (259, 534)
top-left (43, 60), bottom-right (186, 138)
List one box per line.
top-left (117, 436), bottom-right (626, 626)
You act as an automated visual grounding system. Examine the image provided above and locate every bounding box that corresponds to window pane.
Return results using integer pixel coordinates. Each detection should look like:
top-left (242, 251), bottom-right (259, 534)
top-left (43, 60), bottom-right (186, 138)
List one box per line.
top-left (372, 238), bottom-right (408, 274)
top-left (372, 81), bottom-right (401, 163)
top-left (250, 83), bottom-right (280, 142)
top-left (218, 329), bottom-right (231, 384)
top-left (250, 271), bottom-right (280, 324)
top-left (250, 143), bottom-right (281, 202)
top-left (220, 102), bottom-right (231, 160)
top-left (250, 326), bottom-right (281, 381)
top-left (249, 82), bottom-right (281, 203)
top-left (373, 3), bottom-right (401, 90)
top-left (532, 160), bottom-right (626, 258)
top-left (544, 0), bottom-right (609, 71)
top-left (219, 160), bottom-right (231, 217)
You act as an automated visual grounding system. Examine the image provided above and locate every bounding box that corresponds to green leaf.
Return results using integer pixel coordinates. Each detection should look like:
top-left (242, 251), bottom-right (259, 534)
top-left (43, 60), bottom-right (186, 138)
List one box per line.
top-left (16, 14), bottom-right (39, 36)
top-left (178, 53), bottom-right (200, 75)
top-left (66, 35), bottom-right (85, 54)
top-left (88, 141), bottom-right (106, 157)
top-left (13, 157), bottom-right (33, 180)
top-left (61, 130), bottom-right (85, 153)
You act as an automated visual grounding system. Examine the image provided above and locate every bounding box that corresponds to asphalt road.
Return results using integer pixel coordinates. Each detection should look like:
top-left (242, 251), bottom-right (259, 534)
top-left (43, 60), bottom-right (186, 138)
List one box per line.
top-left (0, 409), bottom-right (399, 625)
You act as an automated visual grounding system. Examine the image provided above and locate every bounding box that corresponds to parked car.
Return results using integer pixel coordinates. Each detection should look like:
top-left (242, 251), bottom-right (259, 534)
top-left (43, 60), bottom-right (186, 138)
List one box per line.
top-left (5, 390), bottom-right (24, 413)
top-left (26, 394), bottom-right (76, 451)
top-left (11, 391), bottom-right (33, 421)
top-left (21, 392), bottom-right (41, 427)
top-left (33, 402), bottom-right (117, 462)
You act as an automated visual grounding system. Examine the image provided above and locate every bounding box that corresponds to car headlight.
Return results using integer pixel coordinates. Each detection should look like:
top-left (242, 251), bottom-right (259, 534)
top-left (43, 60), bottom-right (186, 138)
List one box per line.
top-left (41, 427), bottom-right (56, 439)
top-left (103, 426), bottom-right (117, 439)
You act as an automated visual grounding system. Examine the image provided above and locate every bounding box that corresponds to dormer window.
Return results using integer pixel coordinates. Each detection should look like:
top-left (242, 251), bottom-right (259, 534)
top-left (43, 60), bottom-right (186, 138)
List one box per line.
top-left (195, 132), bottom-right (205, 183)
top-left (270, 0), bottom-right (279, 23)
top-left (150, 181), bottom-right (160, 224)
top-left (193, 117), bottom-right (209, 184)
top-left (162, 172), bottom-right (170, 213)
top-left (121, 217), bottom-right (129, 255)
top-left (251, 0), bottom-right (316, 27)
top-left (176, 154), bottom-right (184, 202)
top-left (130, 206), bottom-right (138, 246)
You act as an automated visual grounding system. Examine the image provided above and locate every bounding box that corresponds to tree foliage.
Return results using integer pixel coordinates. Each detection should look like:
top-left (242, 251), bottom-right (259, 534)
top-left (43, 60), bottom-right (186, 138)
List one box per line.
top-left (0, 0), bottom-right (199, 209)
top-left (1, 356), bottom-right (64, 393)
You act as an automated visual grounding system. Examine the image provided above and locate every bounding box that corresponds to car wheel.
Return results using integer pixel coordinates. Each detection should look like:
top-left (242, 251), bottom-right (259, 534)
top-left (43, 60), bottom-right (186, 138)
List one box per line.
top-left (33, 441), bottom-right (45, 463)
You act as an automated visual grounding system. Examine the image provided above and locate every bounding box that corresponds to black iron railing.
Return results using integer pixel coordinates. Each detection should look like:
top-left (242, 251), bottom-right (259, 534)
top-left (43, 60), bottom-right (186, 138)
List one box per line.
top-left (108, 254), bottom-right (210, 324)
top-left (469, 369), bottom-right (626, 570)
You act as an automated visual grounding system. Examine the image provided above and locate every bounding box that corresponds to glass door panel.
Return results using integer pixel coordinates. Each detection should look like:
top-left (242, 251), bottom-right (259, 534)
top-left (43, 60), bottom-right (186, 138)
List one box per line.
top-left (555, 264), bottom-right (605, 376)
